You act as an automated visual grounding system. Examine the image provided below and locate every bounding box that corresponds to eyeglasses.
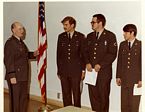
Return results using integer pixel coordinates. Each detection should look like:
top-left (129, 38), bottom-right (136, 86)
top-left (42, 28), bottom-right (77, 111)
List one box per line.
top-left (90, 21), bottom-right (98, 24)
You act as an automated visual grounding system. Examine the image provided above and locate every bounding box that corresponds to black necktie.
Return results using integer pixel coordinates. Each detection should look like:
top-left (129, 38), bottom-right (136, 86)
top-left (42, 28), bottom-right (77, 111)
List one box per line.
top-left (68, 33), bottom-right (71, 41)
top-left (128, 42), bottom-right (131, 50)
top-left (96, 32), bottom-right (99, 39)
top-left (20, 39), bottom-right (23, 43)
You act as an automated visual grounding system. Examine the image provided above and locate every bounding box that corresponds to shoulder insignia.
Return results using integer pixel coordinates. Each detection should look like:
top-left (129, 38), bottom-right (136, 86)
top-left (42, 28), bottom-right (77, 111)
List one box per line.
top-left (103, 32), bottom-right (106, 35)
top-left (135, 43), bottom-right (138, 46)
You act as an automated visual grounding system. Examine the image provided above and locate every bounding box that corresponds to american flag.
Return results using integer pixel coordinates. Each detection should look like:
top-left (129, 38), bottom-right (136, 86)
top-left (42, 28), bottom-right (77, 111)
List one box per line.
top-left (37, 2), bottom-right (47, 103)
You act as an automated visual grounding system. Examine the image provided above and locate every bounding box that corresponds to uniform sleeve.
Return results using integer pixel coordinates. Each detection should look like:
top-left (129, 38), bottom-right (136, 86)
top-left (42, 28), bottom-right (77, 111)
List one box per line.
top-left (80, 34), bottom-right (86, 70)
top-left (116, 43), bottom-right (123, 78)
top-left (83, 36), bottom-right (91, 65)
top-left (4, 40), bottom-right (16, 79)
top-left (139, 41), bottom-right (142, 81)
top-left (56, 35), bottom-right (62, 76)
top-left (99, 33), bottom-right (118, 68)
top-left (24, 43), bottom-right (36, 59)
top-left (28, 52), bottom-right (36, 59)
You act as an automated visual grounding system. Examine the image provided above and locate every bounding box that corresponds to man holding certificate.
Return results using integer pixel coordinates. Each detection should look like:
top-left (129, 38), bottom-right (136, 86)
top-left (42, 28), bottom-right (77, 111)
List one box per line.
top-left (116, 24), bottom-right (141, 112)
top-left (85, 14), bottom-right (118, 112)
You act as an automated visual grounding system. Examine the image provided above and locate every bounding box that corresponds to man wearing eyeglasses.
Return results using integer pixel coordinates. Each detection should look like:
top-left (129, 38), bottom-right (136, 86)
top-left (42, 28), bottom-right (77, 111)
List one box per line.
top-left (85, 14), bottom-right (118, 112)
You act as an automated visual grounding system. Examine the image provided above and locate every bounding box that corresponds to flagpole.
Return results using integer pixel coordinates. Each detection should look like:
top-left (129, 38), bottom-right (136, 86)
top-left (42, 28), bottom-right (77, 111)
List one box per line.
top-left (44, 1), bottom-right (47, 105)
top-left (38, 70), bottom-right (53, 112)
top-left (37, 2), bottom-right (53, 112)
top-left (44, 70), bottom-right (47, 105)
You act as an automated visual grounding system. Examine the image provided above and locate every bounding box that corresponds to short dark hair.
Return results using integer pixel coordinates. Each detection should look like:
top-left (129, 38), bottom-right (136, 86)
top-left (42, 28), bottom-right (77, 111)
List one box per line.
top-left (93, 14), bottom-right (106, 27)
top-left (61, 16), bottom-right (76, 28)
top-left (123, 24), bottom-right (137, 36)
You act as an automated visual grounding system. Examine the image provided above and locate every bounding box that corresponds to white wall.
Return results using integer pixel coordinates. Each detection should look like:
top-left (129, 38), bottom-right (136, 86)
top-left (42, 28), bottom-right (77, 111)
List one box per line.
top-left (3, 1), bottom-right (142, 112)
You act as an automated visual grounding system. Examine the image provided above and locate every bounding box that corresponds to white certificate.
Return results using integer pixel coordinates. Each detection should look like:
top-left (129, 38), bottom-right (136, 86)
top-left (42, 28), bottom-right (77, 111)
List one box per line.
top-left (83, 69), bottom-right (98, 86)
top-left (133, 84), bottom-right (142, 95)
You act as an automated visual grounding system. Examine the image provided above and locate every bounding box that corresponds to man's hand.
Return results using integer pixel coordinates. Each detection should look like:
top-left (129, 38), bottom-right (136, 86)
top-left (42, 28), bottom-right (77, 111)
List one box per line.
top-left (94, 64), bottom-right (101, 72)
top-left (81, 71), bottom-right (85, 80)
top-left (116, 78), bottom-right (121, 86)
top-left (86, 63), bottom-right (92, 72)
top-left (10, 77), bottom-right (17, 84)
top-left (137, 81), bottom-right (142, 88)
top-left (33, 50), bottom-right (39, 57)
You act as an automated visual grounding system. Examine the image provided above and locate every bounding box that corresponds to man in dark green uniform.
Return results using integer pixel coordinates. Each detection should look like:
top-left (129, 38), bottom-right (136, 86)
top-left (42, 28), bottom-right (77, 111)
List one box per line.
top-left (85, 14), bottom-right (117, 112)
top-left (57, 16), bottom-right (86, 107)
top-left (116, 24), bottom-right (141, 112)
top-left (4, 22), bottom-right (39, 112)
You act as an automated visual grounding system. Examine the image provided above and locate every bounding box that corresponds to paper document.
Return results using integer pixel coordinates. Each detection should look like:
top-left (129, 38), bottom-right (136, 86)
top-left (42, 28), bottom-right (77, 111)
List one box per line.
top-left (133, 84), bottom-right (142, 95)
top-left (83, 69), bottom-right (98, 86)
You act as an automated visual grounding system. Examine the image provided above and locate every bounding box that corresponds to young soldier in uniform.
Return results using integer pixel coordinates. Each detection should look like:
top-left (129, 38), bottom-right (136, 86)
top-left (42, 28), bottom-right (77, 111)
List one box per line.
top-left (85, 14), bottom-right (118, 112)
top-left (116, 24), bottom-right (141, 112)
top-left (56, 16), bottom-right (86, 107)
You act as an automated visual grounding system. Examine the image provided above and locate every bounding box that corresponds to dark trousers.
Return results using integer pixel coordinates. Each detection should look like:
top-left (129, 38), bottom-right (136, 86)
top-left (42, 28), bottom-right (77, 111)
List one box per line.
top-left (88, 78), bottom-right (111, 112)
top-left (121, 86), bottom-right (141, 112)
top-left (60, 76), bottom-right (81, 107)
top-left (7, 81), bottom-right (28, 112)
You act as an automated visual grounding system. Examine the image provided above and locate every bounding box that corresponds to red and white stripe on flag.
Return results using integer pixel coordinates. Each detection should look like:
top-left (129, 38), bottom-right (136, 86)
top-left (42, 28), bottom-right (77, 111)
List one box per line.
top-left (37, 1), bottom-right (47, 103)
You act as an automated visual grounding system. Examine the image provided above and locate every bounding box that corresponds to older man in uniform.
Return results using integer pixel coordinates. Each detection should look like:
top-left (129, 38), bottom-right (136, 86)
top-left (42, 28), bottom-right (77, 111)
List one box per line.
top-left (56, 16), bottom-right (86, 107)
top-left (4, 22), bottom-right (38, 112)
top-left (85, 14), bottom-right (117, 112)
top-left (116, 24), bottom-right (141, 112)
